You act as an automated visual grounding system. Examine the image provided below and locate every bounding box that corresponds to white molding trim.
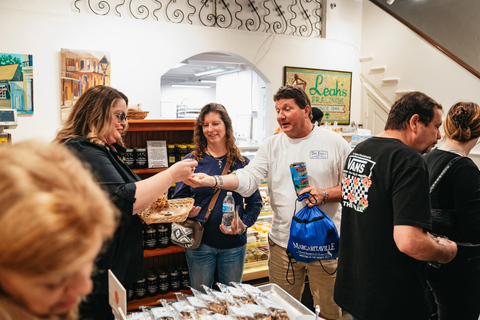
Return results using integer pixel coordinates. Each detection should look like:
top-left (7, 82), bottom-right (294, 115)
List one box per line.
top-left (360, 74), bottom-right (391, 114)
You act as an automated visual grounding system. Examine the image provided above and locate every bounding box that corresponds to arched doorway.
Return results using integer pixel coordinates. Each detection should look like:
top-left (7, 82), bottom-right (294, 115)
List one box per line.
top-left (160, 51), bottom-right (270, 146)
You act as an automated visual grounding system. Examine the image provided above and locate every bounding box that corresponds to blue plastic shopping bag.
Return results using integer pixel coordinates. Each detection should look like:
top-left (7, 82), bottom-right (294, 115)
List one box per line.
top-left (287, 193), bottom-right (339, 262)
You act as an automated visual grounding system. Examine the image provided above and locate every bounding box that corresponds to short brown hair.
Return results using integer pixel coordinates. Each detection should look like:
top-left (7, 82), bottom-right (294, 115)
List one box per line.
top-left (385, 91), bottom-right (442, 130)
top-left (274, 85), bottom-right (312, 119)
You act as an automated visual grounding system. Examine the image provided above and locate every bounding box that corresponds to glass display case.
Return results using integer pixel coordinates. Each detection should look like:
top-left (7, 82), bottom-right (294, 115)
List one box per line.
top-left (243, 186), bottom-right (271, 281)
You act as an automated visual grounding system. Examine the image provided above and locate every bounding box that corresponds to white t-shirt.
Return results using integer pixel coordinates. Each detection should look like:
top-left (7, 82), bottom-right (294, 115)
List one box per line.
top-left (235, 127), bottom-right (351, 248)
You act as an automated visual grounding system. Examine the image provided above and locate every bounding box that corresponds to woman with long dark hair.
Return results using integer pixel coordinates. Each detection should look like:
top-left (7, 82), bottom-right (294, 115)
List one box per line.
top-left (173, 103), bottom-right (263, 290)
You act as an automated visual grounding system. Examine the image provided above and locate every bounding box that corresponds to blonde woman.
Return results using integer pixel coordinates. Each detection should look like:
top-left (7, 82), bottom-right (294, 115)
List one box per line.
top-left (0, 141), bottom-right (117, 320)
top-left (54, 85), bottom-right (197, 319)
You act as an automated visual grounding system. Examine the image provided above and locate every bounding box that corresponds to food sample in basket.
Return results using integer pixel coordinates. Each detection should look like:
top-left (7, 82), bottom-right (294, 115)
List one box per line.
top-left (154, 194), bottom-right (168, 210)
top-left (139, 197), bottom-right (194, 224)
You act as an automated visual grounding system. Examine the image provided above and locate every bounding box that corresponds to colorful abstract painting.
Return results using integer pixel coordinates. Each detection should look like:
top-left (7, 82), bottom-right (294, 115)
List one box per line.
top-left (60, 48), bottom-right (111, 121)
top-left (0, 53), bottom-right (34, 115)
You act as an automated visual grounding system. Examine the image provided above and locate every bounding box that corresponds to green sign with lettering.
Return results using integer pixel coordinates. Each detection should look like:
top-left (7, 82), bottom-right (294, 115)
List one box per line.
top-left (284, 67), bottom-right (352, 124)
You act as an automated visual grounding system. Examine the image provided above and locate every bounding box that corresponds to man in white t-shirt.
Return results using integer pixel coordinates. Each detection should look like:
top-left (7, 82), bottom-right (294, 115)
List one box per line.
top-left (185, 85), bottom-right (351, 320)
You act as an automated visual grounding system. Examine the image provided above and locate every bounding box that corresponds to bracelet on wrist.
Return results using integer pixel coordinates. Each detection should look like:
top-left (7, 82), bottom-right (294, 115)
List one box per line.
top-left (217, 175), bottom-right (224, 189)
top-left (321, 189), bottom-right (329, 204)
top-left (212, 176), bottom-right (218, 188)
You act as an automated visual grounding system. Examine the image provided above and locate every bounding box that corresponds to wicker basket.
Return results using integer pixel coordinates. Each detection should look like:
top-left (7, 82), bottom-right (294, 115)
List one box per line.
top-left (138, 197), bottom-right (194, 224)
top-left (127, 109), bottom-right (149, 120)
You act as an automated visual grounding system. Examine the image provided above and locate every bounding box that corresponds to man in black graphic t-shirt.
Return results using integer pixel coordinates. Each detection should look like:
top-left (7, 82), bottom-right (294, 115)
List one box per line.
top-left (334, 92), bottom-right (457, 320)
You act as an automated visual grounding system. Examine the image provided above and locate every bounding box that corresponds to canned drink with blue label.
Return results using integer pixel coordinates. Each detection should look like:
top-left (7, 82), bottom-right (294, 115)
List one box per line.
top-left (290, 162), bottom-right (309, 196)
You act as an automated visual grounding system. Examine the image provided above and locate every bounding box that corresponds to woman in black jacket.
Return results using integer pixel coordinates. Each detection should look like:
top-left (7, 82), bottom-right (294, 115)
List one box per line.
top-left (54, 85), bottom-right (197, 320)
top-left (424, 102), bottom-right (480, 320)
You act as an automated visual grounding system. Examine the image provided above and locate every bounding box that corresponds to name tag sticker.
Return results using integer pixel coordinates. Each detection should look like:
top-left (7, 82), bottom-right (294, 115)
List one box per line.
top-left (310, 150), bottom-right (328, 159)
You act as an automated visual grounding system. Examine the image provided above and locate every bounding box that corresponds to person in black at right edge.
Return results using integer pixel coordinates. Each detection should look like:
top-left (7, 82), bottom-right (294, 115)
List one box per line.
top-left (334, 91), bottom-right (457, 320)
top-left (424, 102), bottom-right (480, 320)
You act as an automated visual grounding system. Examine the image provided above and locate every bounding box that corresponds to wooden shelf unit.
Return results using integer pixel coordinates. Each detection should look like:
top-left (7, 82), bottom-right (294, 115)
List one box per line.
top-left (143, 246), bottom-right (185, 258)
top-left (125, 119), bottom-right (195, 312)
top-left (128, 289), bottom-right (192, 311)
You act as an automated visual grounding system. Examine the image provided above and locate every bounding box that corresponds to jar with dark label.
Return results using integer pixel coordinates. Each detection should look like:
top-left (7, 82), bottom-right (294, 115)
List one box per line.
top-left (124, 148), bottom-right (135, 168)
top-left (168, 183), bottom-right (176, 199)
top-left (176, 144), bottom-right (187, 162)
top-left (147, 273), bottom-right (158, 297)
top-left (135, 277), bottom-right (147, 300)
top-left (157, 269), bottom-right (170, 294)
top-left (127, 283), bottom-right (135, 301)
top-left (167, 144), bottom-right (176, 167)
top-left (134, 147), bottom-right (147, 169)
top-left (169, 267), bottom-right (181, 292)
top-left (180, 266), bottom-right (190, 290)
top-left (144, 224), bottom-right (157, 250)
top-left (157, 223), bottom-right (170, 248)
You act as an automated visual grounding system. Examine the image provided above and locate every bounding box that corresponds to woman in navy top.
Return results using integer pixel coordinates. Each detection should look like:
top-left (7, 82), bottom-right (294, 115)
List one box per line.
top-left (174, 103), bottom-right (263, 289)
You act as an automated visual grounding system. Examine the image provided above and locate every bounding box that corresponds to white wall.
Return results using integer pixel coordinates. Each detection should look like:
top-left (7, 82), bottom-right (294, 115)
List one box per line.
top-left (160, 86), bottom-right (215, 119)
top-left (216, 70), bottom-right (267, 145)
top-left (360, 0), bottom-right (480, 110)
top-left (0, 0), bottom-right (363, 143)
top-left (360, 0), bottom-right (480, 165)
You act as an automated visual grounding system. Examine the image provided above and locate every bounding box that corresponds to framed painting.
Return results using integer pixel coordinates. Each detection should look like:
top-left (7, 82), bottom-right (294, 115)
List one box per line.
top-left (0, 53), bottom-right (34, 115)
top-left (60, 48), bottom-right (111, 121)
top-left (284, 66), bottom-right (352, 124)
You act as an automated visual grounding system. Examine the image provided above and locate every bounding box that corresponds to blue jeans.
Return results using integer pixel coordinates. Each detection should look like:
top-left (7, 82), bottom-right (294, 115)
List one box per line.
top-left (185, 242), bottom-right (247, 290)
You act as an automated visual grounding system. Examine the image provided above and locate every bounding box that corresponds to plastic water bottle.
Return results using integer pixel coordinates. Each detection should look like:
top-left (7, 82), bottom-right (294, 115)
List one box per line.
top-left (222, 192), bottom-right (235, 229)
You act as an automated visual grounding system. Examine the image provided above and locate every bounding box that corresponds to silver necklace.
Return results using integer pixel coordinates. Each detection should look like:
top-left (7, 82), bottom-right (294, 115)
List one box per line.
top-left (207, 151), bottom-right (227, 168)
top-left (448, 150), bottom-right (465, 157)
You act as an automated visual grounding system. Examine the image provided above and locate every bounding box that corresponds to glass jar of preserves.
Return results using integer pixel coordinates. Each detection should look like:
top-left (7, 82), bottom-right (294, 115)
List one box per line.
top-left (176, 144), bottom-right (187, 161)
top-left (157, 223), bottom-right (170, 248)
top-left (127, 283), bottom-right (135, 301)
top-left (124, 148), bottom-right (135, 168)
top-left (168, 183), bottom-right (176, 199)
top-left (169, 267), bottom-right (181, 292)
top-left (144, 224), bottom-right (157, 250)
top-left (135, 277), bottom-right (147, 300)
top-left (157, 269), bottom-right (170, 295)
top-left (180, 265), bottom-right (190, 290)
top-left (134, 147), bottom-right (147, 169)
top-left (147, 272), bottom-right (158, 297)
top-left (167, 144), bottom-right (176, 167)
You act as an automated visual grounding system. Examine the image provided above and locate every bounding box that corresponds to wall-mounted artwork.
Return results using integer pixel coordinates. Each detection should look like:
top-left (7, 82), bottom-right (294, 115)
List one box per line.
top-left (284, 66), bottom-right (352, 124)
top-left (0, 53), bottom-right (34, 115)
top-left (60, 48), bottom-right (111, 121)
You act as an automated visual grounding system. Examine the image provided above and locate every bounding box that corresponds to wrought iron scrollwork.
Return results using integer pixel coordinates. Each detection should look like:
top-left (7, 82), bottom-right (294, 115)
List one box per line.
top-left (166, 0), bottom-right (186, 24)
top-left (88, 0), bottom-right (111, 16)
top-left (199, 0), bottom-right (233, 29)
top-left (115, 0), bottom-right (125, 17)
top-left (129, 0), bottom-right (150, 20)
top-left (271, 0), bottom-right (288, 34)
top-left (244, 0), bottom-right (261, 32)
top-left (73, 0), bottom-right (324, 38)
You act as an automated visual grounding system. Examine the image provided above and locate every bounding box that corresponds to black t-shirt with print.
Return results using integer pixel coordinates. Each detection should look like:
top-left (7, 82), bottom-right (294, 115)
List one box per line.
top-left (335, 137), bottom-right (432, 320)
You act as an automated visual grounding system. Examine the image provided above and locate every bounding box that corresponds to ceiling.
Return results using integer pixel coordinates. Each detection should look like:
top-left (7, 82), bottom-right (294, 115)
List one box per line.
top-left (160, 52), bottom-right (249, 88)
